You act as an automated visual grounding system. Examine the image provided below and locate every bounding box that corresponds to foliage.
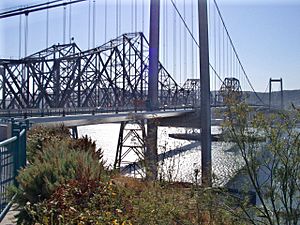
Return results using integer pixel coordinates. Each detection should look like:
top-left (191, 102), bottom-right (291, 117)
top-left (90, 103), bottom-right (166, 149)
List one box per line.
top-left (15, 125), bottom-right (249, 224)
top-left (26, 125), bottom-right (70, 163)
top-left (224, 101), bottom-right (300, 225)
top-left (12, 140), bottom-right (106, 225)
top-left (24, 178), bottom-right (131, 225)
top-left (27, 125), bottom-right (103, 163)
top-left (70, 135), bottom-right (104, 161)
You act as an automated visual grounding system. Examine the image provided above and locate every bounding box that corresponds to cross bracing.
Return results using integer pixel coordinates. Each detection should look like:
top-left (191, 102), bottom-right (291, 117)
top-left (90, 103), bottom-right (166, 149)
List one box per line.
top-left (0, 32), bottom-right (196, 110)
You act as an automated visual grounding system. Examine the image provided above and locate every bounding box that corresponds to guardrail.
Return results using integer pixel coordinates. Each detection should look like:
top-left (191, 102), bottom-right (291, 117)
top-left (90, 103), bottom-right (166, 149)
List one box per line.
top-left (0, 105), bottom-right (196, 119)
top-left (0, 121), bottom-right (27, 221)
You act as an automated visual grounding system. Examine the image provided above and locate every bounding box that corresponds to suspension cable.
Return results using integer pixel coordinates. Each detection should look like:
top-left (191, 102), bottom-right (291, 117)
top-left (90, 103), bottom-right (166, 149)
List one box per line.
top-left (213, 0), bottom-right (265, 104)
top-left (163, 0), bottom-right (166, 66)
top-left (63, 1), bottom-right (66, 44)
top-left (116, 0), bottom-right (118, 37)
top-left (173, 0), bottom-right (177, 82)
top-left (88, 0), bottom-right (91, 48)
top-left (119, 0), bottom-right (121, 35)
top-left (183, 0), bottom-right (187, 84)
top-left (142, 0), bottom-right (145, 33)
top-left (134, 0), bottom-right (137, 32)
top-left (179, 9), bottom-right (182, 85)
top-left (165, 0), bottom-right (168, 68)
top-left (104, 0), bottom-right (107, 42)
top-left (0, 0), bottom-right (87, 19)
top-left (46, 1), bottom-right (49, 48)
top-left (214, 3), bottom-right (217, 91)
top-left (191, 0), bottom-right (194, 79)
top-left (69, 0), bottom-right (72, 43)
top-left (92, 0), bottom-right (95, 47)
top-left (170, 0), bottom-right (222, 83)
top-left (24, 13), bottom-right (28, 56)
top-left (19, 14), bottom-right (22, 58)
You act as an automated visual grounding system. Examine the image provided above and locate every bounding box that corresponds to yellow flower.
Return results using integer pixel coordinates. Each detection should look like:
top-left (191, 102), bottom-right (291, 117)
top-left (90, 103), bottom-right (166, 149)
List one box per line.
top-left (112, 219), bottom-right (119, 225)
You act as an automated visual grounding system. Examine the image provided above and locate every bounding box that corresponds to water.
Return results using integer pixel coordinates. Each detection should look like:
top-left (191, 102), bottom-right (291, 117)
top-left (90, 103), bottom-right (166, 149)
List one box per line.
top-left (78, 124), bottom-right (243, 185)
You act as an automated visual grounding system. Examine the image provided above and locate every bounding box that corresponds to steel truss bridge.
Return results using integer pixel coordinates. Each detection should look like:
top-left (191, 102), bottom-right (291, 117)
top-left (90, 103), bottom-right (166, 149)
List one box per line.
top-left (0, 32), bottom-right (203, 112)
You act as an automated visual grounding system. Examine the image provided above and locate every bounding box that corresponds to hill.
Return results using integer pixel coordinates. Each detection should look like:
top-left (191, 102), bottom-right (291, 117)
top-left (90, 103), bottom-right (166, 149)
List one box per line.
top-left (244, 89), bottom-right (300, 109)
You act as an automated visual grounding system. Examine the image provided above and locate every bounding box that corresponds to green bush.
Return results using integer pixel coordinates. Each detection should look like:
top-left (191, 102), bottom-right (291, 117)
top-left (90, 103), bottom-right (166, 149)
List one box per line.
top-left (26, 125), bottom-right (70, 163)
top-left (12, 140), bottom-right (106, 225)
top-left (24, 179), bottom-right (132, 225)
top-left (27, 125), bottom-right (103, 163)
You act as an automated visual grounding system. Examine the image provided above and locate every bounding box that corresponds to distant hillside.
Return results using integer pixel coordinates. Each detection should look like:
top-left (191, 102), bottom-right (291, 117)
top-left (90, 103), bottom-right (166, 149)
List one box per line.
top-left (244, 90), bottom-right (300, 109)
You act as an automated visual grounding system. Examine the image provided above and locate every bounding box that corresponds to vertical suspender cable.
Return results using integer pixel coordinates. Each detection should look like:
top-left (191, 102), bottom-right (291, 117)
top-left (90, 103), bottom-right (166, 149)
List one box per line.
top-left (165, 0), bottom-right (168, 68)
top-left (104, 0), bottom-right (107, 42)
top-left (46, 1), bottom-right (49, 48)
top-left (92, 0), bottom-right (96, 47)
top-left (88, 0), bottom-right (91, 49)
top-left (179, 2), bottom-right (182, 85)
top-left (135, 0), bottom-right (137, 32)
top-left (183, 0), bottom-right (187, 84)
top-left (218, 14), bottom-right (221, 87)
top-left (214, 4), bottom-right (216, 92)
top-left (142, 0), bottom-right (145, 33)
top-left (63, 2), bottom-right (66, 44)
top-left (222, 27), bottom-right (224, 78)
top-left (163, 0), bottom-right (166, 65)
top-left (173, 0), bottom-right (177, 81)
top-left (131, 0), bottom-right (134, 31)
top-left (231, 50), bottom-right (233, 77)
top-left (195, 3), bottom-right (198, 82)
top-left (19, 15), bottom-right (22, 58)
top-left (68, 2), bottom-right (72, 42)
top-left (226, 35), bottom-right (228, 76)
top-left (191, 0), bottom-right (194, 79)
top-left (119, 0), bottom-right (121, 35)
top-left (116, 0), bottom-right (118, 37)
top-left (25, 13), bottom-right (28, 57)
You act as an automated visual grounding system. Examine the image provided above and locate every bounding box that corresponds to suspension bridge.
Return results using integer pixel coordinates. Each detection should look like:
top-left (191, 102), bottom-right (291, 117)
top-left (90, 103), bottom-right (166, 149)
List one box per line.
top-left (0, 1), bottom-right (276, 211)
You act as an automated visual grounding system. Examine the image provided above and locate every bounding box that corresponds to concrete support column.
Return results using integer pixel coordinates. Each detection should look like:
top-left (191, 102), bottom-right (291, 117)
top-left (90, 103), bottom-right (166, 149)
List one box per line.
top-left (198, 0), bottom-right (212, 186)
top-left (145, 120), bottom-right (158, 180)
top-left (146, 0), bottom-right (160, 180)
top-left (148, 0), bottom-right (160, 110)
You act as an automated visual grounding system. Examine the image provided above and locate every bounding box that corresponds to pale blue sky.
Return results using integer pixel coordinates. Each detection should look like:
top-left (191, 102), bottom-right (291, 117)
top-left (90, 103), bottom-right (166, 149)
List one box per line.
top-left (218, 0), bottom-right (300, 92)
top-left (0, 0), bottom-right (299, 92)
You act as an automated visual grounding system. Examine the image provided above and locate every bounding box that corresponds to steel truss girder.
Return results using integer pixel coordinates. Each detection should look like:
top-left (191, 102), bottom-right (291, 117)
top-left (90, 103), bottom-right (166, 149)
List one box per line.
top-left (114, 120), bottom-right (146, 176)
top-left (0, 32), bottom-right (194, 110)
top-left (216, 77), bottom-right (243, 105)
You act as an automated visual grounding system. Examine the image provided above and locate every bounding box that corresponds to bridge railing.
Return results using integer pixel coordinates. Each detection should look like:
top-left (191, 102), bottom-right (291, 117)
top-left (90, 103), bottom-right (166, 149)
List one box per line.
top-left (0, 104), bottom-right (196, 118)
top-left (0, 121), bottom-right (26, 221)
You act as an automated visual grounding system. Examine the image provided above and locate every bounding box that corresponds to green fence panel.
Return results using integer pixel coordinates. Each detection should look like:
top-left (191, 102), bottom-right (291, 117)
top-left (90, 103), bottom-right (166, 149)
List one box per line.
top-left (0, 120), bottom-right (27, 221)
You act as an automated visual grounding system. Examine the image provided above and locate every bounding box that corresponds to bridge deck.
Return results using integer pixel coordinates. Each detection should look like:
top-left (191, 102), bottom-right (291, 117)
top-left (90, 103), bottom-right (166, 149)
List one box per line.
top-left (23, 109), bottom-right (195, 127)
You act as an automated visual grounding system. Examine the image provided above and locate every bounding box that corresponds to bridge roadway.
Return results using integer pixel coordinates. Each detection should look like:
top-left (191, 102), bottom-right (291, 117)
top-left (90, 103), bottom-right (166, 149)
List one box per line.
top-left (1, 105), bottom-right (270, 128)
top-left (20, 109), bottom-right (198, 128)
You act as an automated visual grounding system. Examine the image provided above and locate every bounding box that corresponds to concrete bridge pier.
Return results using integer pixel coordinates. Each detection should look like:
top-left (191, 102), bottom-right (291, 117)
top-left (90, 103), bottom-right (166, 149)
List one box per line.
top-left (71, 126), bottom-right (78, 139)
top-left (145, 119), bottom-right (158, 180)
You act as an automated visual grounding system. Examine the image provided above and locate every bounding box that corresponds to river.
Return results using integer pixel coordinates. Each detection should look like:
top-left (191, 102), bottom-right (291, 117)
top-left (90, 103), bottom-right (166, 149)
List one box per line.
top-left (78, 124), bottom-right (243, 186)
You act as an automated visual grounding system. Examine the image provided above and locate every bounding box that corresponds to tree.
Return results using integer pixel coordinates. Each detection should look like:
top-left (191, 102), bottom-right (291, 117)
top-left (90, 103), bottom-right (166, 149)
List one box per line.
top-left (224, 101), bottom-right (300, 225)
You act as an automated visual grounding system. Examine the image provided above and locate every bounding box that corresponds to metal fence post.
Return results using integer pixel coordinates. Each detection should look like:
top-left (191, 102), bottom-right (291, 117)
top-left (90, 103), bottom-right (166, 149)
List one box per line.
top-left (11, 121), bottom-right (20, 186)
top-left (20, 123), bottom-right (27, 168)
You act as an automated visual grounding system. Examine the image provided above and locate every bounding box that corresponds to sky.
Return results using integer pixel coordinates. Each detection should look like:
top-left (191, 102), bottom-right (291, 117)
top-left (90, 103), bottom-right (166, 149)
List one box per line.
top-left (0, 0), bottom-right (299, 92)
top-left (218, 0), bottom-right (300, 92)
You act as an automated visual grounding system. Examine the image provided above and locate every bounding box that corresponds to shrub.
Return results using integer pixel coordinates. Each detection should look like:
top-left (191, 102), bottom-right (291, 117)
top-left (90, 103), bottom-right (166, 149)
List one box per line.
top-left (12, 140), bottom-right (106, 224)
top-left (70, 135), bottom-right (104, 161)
top-left (24, 179), bottom-right (132, 225)
top-left (27, 125), bottom-right (103, 163)
top-left (26, 125), bottom-right (70, 163)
